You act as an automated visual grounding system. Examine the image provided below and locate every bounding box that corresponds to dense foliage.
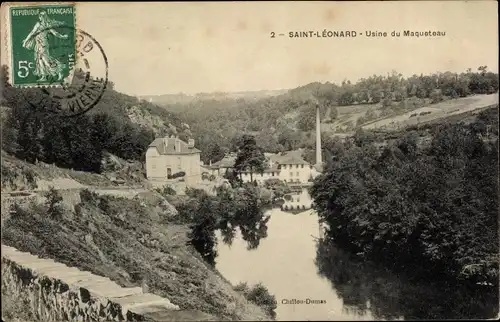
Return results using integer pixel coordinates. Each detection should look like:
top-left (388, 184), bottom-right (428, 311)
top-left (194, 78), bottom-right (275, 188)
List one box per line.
top-left (311, 108), bottom-right (499, 285)
top-left (1, 65), bottom-right (181, 172)
top-left (163, 67), bottom-right (499, 162)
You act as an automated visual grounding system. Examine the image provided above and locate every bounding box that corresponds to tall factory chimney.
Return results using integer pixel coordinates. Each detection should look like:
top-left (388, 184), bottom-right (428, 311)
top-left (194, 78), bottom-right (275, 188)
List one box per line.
top-left (315, 103), bottom-right (323, 170)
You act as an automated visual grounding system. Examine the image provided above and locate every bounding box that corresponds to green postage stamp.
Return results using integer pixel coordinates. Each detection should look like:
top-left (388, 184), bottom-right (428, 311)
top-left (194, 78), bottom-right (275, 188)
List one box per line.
top-left (8, 3), bottom-right (76, 87)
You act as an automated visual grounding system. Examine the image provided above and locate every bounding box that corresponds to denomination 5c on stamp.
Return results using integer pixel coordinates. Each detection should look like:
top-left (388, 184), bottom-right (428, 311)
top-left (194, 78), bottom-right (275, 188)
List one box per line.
top-left (9, 4), bottom-right (76, 87)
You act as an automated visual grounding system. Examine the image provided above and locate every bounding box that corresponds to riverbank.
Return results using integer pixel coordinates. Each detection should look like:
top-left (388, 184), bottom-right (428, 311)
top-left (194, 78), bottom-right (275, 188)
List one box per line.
top-left (311, 106), bottom-right (499, 286)
top-left (1, 188), bottom-right (271, 321)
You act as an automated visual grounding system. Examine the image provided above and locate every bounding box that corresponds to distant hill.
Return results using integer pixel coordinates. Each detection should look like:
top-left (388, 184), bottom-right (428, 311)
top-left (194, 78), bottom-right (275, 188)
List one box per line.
top-left (152, 67), bottom-right (498, 165)
top-left (139, 89), bottom-right (290, 105)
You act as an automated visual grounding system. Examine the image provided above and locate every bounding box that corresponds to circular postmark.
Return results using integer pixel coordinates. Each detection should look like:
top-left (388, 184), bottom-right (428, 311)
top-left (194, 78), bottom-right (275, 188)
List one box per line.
top-left (20, 25), bottom-right (108, 117)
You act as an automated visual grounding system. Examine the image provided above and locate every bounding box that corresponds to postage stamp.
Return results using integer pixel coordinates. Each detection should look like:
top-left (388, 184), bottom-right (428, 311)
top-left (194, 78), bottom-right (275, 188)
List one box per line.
top-left (20, 27), bottom-right (109, 117)
top-left (9, 4), bottom-right (77, 87)
top-left (4, 2), bottom-right (108, 117)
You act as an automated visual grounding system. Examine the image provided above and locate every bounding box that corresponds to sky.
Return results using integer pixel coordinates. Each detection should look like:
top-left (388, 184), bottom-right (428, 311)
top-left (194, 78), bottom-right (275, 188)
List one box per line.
top-left (1, 1), bottom-right (498, 96)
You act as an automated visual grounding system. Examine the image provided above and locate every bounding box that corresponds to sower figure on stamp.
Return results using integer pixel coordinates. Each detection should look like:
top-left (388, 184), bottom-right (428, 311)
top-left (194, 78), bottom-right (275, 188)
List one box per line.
top-left (22, 11), bottom-right (68, 82)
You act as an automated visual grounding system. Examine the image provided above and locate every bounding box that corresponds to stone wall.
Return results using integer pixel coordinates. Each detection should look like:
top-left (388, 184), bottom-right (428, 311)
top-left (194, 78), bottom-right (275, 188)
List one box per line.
top-left (1, 245), bottom-right (183, 321)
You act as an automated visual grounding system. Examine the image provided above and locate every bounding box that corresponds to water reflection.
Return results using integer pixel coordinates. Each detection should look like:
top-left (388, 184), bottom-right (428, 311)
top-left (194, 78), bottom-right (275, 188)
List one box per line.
top-left (316, 238), bottom-right (499, 320)
top-left (215, 205), bottom-right (499, 320)
top-left (281, 187), bottom-right (313, 213)
top-left (216, 209), bottom-right (375, 321)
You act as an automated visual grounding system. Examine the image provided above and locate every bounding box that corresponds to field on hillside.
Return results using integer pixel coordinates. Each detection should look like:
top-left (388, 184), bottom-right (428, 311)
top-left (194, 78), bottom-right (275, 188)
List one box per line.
top-left (363, 93), bottom-right (498, 131)
top-left (318, 93), bottom-right (498, 133)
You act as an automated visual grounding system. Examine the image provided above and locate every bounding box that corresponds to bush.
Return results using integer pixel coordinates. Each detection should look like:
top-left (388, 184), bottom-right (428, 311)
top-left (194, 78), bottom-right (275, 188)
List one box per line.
top-left (155, 185), bottom-right (177, 196)
top-left (168, 171), bottom-right (186, 179)
top-left (44, 187), bottom-right (63, 220)
top-left (430, 89), bottom-right (443, 103)
top-left (80, 188), bottom-right (99, 204)
top-left (234, 282), bottom-right (277, 319)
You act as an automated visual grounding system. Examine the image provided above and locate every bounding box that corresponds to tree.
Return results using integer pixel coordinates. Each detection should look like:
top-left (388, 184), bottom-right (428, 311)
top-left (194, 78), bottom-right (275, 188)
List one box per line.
top-left (371, 90), bottom-right (383, 104)
top-left (358, 90), bottom-right (370, 103)
top-left (382, 98), bottom-right (392, 109)
top-left (311, 108), bottom-right (499, 285)
top-left (234, 135), bottom-right (266, 183)
top-left (297, 103), bottom-right (318, 131)
top-left (330, 106), bottom-right (339, 120)
top-left (478, 65), bottom-right (488, 75)
top-left (430, 89), bottom-right (443, 103)
top-left (202, 141), bottom-right (225, 165)
top-left (338, 91), bottom-right (354, 106)
top-left (45, 187), bottom-right (64, 220)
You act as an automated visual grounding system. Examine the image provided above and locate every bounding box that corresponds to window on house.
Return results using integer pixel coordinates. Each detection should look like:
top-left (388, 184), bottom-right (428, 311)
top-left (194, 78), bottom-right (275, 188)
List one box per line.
top-left (272, 172), bottom-right (275, 176)
top-left (301, 164), bottom-right (304, 168)
top-left (297, 197), bottom-right (300, 202)
top-left (296, 172), bottom-right (299, 176)
top-left (296, 164), bottom-right (299, 169)
top-left (290, 172), bottom-right (293, 177)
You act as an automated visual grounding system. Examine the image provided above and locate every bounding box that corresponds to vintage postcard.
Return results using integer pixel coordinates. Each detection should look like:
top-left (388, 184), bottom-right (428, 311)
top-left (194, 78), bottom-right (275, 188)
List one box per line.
top-left (1, 1), bottom-right (498, 321)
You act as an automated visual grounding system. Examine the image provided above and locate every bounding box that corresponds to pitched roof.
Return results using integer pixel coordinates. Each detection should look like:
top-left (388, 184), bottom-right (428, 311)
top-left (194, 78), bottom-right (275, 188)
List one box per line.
top-left (209, 151), bottom-right (310, 169)
top-left (148, 137), bottom-right (201, 155)
top-left (279, 155), bottom-right (310, 165)
top-left (269, 152), bottom-right (310, 166)
top-left (210, 156), bottom-right (236, 168)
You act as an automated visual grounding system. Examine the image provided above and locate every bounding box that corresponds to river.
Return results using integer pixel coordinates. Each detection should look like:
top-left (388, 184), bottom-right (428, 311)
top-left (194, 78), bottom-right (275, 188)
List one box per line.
top-left (215, 190), bottom-right (498, 321)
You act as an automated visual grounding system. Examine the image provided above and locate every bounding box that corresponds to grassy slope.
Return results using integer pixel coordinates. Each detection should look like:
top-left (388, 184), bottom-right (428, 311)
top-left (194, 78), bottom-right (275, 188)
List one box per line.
top-left (1, 193), bottom-right (269, 321)
top-left (1, 150), bottom-right (123, 192)
top-left (361, 93), bottom-right (499, 130)
top-left (321, 93), bottom-right (498, 133)
top-left (1, 157), bottom-right (270, 321)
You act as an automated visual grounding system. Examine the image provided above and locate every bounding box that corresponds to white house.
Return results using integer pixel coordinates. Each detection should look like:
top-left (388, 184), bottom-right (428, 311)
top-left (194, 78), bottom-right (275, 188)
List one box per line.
top-left (271, 153), bottom-right (314, 184)
top-left (206, 151), bottom-right (319, 186)
top-left (145, 135), bottom-right (202, 187)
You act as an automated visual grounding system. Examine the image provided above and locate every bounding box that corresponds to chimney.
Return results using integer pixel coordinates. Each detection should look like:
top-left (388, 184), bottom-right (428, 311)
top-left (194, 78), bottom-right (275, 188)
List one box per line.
top-left (187, 139), bottom-right (195, 148)
top-left (175, 138), bottom-right (181, 152)
top-left (315, 104), bottom-right (322, 167)
top-left (164, 137), bottom-right (168, 150)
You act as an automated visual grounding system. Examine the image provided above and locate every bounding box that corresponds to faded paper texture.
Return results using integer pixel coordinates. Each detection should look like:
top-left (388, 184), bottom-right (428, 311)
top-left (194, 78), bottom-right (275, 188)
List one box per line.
top-left (0, 1), bottom-right (499, 322)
